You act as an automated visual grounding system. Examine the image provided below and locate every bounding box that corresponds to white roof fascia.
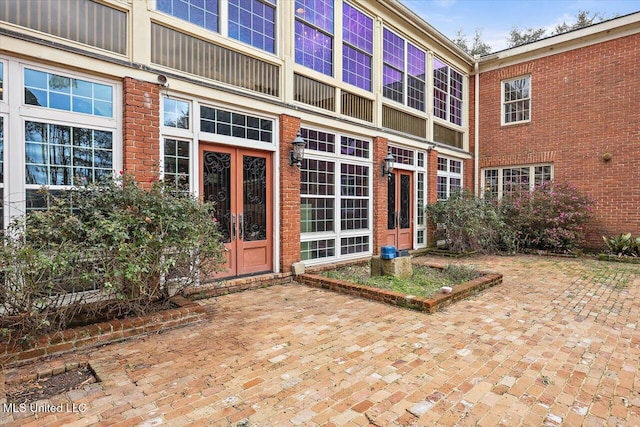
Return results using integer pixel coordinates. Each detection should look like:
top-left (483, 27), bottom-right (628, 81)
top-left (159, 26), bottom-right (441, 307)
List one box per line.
top-left (477, 12), bottom-right (640, 73)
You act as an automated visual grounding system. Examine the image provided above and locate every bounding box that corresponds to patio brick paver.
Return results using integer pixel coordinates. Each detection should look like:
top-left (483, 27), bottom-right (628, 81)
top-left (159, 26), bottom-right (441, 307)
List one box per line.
top-left (1, 255), bottom-right (640, 426)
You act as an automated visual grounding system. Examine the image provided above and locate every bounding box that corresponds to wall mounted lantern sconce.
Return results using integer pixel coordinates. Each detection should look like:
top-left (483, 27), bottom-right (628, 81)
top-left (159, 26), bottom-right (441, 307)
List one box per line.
top-left (290, 131), bottom-right (306, 167)
top-left (382, 151), bottom-right (395, 178)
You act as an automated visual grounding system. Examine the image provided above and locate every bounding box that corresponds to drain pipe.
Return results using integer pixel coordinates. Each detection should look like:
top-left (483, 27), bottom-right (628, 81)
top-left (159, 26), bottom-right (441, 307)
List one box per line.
top-left (474, 58), bottom-right (480, 197)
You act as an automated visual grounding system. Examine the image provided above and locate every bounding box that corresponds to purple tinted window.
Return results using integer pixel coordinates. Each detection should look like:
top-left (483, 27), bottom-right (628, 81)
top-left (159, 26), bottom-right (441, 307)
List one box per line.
top-left (343, 3), bottom-right (372, 52)
top-left (295, 21), bottom-right (333, 75)
top-left (342, 3), bottom-right (372, 91)
top-left (295, 0), bottom-right (333, 33)
top-left (228, 0), bottom-right (276, 53)
top-left (343, 46), bottom-right (371, 91)
top-left (383, 29), bottom-right (404, 70)
top-left (407, 44), bottom-right (425, 78)
top-left (383, 65), bottom-right (403, 103)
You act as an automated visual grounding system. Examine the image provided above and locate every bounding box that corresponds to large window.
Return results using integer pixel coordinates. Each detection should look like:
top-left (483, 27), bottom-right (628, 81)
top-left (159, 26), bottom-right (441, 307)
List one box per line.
top-left (162, 97), bottom-right (192, 193)
top-left (342, 3), bottom-right (373, 91)
top-left (24, 68), bottom-right (113, 118)
top-left (157, 0), bottom-right (277, 53)
top-left (295, 0), bottom-right (334, 76)
top-left (383, 29), bottom-right (425, 111)
top-left (300, 128), bottom-right (371, 262)
top-left (502, 76), bottom-right (530, 125)
top-left (483, 164), bottom-right (552, 198)
top-left (157, 0), bottom-right (219, 32)
top-left (19, 65), bottom-right (119, 213)
top-left (433, 58), bottom-right (463, 126)
top-left (229, 0), bottom-right (276, 53)
top-left (437, 157), bottom-right (462, 200)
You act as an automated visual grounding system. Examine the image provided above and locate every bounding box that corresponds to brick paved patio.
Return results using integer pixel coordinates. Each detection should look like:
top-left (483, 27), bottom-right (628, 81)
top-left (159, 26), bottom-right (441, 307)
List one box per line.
top-left (1, 255), bottom-right (639, 426)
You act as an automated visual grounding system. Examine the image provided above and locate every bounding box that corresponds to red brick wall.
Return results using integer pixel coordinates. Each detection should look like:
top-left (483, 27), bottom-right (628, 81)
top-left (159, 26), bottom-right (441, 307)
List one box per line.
top-left (372, 137), bottom-right (389, 255)
top-left (122, 77), bottom-right (160, 187)
top-left (477, 34), bottom-right (640, 248)
top-left (279, 114), bottom-right (302, 272)
top-left (426, 149), bottom-right (439, 245)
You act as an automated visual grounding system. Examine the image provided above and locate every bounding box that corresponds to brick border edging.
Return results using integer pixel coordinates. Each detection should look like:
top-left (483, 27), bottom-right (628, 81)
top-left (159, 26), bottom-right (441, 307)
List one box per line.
top-left (295, 266), bottom-right (503, 314)
top-left (0, 296), bottom-right (205, 367)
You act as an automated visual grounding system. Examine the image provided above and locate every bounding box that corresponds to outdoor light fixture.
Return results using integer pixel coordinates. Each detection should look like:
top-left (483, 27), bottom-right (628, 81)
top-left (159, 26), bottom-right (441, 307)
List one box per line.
top-left (426, 142), bottom-right (437, 152)
top-left (382, 151), bottom-right (395, 178)
top-left (290, 131), bottom-right (306, 167)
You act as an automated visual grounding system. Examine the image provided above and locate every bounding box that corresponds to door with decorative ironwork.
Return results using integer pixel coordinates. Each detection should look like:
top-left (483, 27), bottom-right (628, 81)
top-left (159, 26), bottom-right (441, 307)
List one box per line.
top-left (200, 145), bottom-right (272, 277)
top-left (385, 170), bottom-right (413, 250)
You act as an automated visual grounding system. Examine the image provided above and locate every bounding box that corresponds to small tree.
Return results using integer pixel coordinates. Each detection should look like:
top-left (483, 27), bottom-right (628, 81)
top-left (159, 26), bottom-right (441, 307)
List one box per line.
top-left (452, 29), bottom-right (492, 56)
top-left (0, 175), bottom-right (226, 344)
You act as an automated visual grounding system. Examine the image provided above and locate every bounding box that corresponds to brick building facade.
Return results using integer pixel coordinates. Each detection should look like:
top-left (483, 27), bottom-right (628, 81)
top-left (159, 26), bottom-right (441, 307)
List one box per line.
top-left (475, 17), bottom-right (640, 247)
top-left (0, 1), bottom-right (638, 283)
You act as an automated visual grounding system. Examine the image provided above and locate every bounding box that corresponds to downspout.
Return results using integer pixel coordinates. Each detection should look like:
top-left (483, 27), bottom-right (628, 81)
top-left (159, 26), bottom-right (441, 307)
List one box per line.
top-left (474, 58), bottom-right (480, 197)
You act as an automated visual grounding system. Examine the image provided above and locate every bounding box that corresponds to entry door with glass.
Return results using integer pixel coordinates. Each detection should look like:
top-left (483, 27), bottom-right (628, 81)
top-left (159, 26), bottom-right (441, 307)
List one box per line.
top-left (386, 170), bottom-right (413, 250)
top-left (200, 145), bottom-right (272, 277)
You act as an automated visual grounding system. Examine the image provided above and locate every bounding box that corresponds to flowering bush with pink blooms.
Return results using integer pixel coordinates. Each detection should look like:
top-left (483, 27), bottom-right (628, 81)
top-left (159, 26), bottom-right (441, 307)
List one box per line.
top-left (501, 181), bottom-right (594, 252)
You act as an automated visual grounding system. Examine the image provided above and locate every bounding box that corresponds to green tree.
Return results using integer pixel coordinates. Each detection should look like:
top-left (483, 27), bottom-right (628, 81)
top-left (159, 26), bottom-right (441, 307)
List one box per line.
top-left (452, 29), bottom-right (492, 56)
top-left (506, 26), bottom-right (547, 47)
top-left (552, 10), bottom-right (606, 34)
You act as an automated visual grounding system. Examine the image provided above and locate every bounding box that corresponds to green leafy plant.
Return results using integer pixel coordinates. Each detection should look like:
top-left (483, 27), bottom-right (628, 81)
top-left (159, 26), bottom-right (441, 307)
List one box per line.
top-left (501, 181), bottom-right (593, 253)
top-left (0, 174), bottom-right (226, 344)
top-left (426, 190), bottom-right (515, 254)
top-left (603, 233), bottom-right (639, 257)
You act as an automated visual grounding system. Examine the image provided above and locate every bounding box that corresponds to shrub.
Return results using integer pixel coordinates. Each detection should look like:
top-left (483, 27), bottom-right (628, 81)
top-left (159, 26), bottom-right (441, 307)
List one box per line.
top-left (501, 181), bottom-right (593, 253)
top-left (426, 190), bottom-right (515, 253)
top-left (0, 175), bottom-right (226, 344)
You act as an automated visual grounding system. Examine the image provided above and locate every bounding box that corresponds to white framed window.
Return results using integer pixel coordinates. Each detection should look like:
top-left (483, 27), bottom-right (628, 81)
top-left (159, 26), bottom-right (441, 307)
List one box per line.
top-left (502, 76), bottom-right (531, 125)
top-left (482, 164), bottom-right (553, 198)
top-left (436, 156), bottom-right (463, 200)
top-left (161, 96), bottom-right (192, 193)
top-left (18, 63), bottom-right (121, 213)
top-left (300, 127), bottom-right (372, 263)
top-left (433, 57), bottom-right (464, 126)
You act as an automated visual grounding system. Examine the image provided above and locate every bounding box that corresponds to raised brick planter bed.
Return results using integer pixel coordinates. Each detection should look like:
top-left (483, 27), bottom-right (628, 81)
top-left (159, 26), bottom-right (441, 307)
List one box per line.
top-left (0, 296), bottom-right (205, 367)
top-left (296, 265), bottom-right (502, 314)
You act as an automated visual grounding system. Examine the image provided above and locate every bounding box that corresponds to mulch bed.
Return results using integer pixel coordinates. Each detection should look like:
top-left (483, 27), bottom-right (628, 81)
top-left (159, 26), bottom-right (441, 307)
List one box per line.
top-left (5, 365), bottom-right (97, 404)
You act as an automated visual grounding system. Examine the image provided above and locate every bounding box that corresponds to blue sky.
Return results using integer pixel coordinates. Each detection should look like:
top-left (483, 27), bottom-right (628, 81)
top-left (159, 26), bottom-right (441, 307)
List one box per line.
top-left (400, 0), bottom-right (640, 52)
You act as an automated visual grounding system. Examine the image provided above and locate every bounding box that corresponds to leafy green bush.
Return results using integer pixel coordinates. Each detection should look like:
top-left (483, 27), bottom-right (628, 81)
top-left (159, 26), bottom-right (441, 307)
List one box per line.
top-left (0, 175), bottom-right (226, 344)
top-left (501, 181), bottom-right (593, 253)
top-left (426, 190), bottom-right (515, 253)
top-left (603, 233), bottom-right (640, 257)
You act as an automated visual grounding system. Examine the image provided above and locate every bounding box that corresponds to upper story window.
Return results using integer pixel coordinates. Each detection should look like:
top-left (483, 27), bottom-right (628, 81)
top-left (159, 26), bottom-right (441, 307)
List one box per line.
top-left (383, 28), bottom-right (425, 112)
top-left (157, 0), bottom-right (218, 32)
top-left (433, 58), bottom-right (463, 126)
top-left (24, 68), bottom-right (113, 118)
top-left (295, 0), bottom-right (334, 76)
top-left (437, 156), bottom-right (462, 200)
top-left (502, 76), bottom-right (530, 125)
top-left (342, 3), bottom-right (373, 91)
top-left (157, 0), bottom-right (277, 53)
top-left (229, 0), bottom-right (276, 53)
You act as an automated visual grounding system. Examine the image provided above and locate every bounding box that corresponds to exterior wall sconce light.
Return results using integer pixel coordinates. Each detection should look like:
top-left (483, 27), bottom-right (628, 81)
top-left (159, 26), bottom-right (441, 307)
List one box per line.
top-left (382, 151), bottom-right (395, 177)
top-left (426, 142), bottom-right (436, 152)
top-left (290, 131), bottom-right (306, 167)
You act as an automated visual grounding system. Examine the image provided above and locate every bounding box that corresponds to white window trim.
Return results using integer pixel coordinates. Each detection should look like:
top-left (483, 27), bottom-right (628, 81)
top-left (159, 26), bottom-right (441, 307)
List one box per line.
top-left (501, 75), bottom-right (531, 126)
top-left (436, 156), bottom-right (463, 201)
top-left (482, 163), bottom-right (554, 199)
top-left (299, 127), bottom-right (373, 266)
top-left (4, 59), bottom-right (122, 220)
